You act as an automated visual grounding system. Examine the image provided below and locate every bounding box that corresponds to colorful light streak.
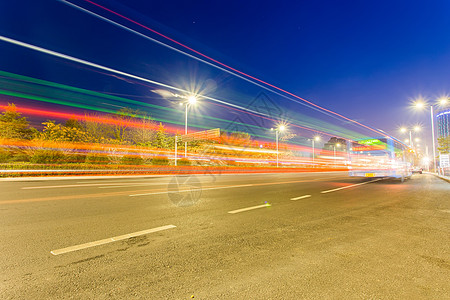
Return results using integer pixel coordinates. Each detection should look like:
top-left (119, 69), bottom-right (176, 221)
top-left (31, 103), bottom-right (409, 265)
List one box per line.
top-left (0, 36), bottom-right (368, 143)
top-left (0, 36), bottom-right (276, 123)
top-left (0, 70), bottom-right (362, 146)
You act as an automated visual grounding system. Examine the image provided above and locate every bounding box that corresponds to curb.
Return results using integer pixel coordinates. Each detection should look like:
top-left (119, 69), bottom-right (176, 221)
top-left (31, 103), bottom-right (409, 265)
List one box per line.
top-left (426, 172), bottom-right (450, 183)
top-left (436, 174), bottom-right (450, 183)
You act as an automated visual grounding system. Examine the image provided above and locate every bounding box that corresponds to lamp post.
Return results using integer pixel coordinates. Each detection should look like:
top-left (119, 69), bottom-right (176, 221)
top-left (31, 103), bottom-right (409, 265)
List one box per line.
top-left (414, 98), bottom-right (448, 172)
top-left (271, 124), bottom-right (286, 167)
top-left (430, 105), bottom-right (436, 172)
top-left (183, 95), bottom-right (197, 158)
top-left (333, 143), bottom-right (341, 166)
top-left (312, 136), bottom-right (320, 165)
top-left (400, 126), bottom-right (421, 148)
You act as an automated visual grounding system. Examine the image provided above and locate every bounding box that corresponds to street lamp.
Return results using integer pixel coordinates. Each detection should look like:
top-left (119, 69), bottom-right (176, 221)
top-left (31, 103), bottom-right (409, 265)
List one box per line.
top-left (183, 95), bottom-right (197, 157)
top-left (312, 136), bottom-right (321, 165)
top-left (271, 124), bottom-right (287, 167)
top-left (413, 98), bottom-right (448, 172)
top-left (438, 97), bottom-right (448, 106)
top-left (399, 126), bottom-right (421, 148)
top-left (333, 143), bottom-right (341, 166)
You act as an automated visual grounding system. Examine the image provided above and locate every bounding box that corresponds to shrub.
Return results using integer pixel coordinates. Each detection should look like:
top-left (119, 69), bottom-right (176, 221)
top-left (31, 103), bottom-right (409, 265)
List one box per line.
top-left (9, 152), bottom-right (30, 162)
top-left (65, 154), bottom-right (87, 164)
top-left (85, 153), bottom-right (109, 164)
top-left (121, 155), bottom-right (144, 166)
top-left (30, 150), bottom-right (65, 164)
top-left (151, 156), bottom-right (169, 165)
top-left (0, 149), bottom-right (13, 163)
top-left (177, 158), bottom-right (191, 166)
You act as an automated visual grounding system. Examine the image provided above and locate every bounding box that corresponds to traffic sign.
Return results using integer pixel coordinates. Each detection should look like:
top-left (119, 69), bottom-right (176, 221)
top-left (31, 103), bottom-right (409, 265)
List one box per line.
top-left (440, 154), bottom-right (449, 168)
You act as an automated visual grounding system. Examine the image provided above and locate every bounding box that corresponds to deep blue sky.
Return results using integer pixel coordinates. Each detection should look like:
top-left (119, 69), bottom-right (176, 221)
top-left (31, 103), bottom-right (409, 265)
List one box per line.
top-left (1, 0), bottom-right (450, 147)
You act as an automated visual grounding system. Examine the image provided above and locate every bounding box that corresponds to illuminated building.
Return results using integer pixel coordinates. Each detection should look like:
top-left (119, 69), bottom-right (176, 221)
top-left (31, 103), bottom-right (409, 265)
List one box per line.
top-left (437, 110), bottom-right (450, 138)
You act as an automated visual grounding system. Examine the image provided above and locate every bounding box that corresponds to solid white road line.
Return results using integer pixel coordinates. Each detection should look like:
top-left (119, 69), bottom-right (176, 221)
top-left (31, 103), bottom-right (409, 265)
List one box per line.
top-left (98, 183), bottom-right (168, 189)
top-left (22, 183), bottom-right (146, 189)
top-left (290, 195), bottom-right (312, 201)
top-left (77, 179), bottom-right (163, 184)
top-left (50, 225), bottom-right (176, 255)
top-left (228, 203), bottom-right (271, 214)
top-left (320, 178), bottom-right (383, 194)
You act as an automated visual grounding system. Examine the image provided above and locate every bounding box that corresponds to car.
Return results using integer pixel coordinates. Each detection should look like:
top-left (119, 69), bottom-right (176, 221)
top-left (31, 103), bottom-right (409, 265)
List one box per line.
top-left (411, 167), bottom-right (423, 174)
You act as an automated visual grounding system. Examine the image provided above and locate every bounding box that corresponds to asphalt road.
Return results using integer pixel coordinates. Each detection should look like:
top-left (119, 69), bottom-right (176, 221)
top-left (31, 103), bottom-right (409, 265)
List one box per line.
top-left (0, 172), bottom-right (449, 299)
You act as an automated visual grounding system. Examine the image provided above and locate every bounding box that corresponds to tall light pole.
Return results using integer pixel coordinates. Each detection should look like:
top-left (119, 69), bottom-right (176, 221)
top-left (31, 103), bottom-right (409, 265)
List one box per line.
top-left (312, 136), bottom-right (320, 165)
top-left (400, 126), bottom-right (421, 148)
top-left (183, 95), bottom-right (197, 158)
top-left (333, 143), bottom-right (341, 166)
top-left (271, 124), bottom-right (286, 167)
top-left (430, 105), bottom-right (436, 172)
top-left (414, 98), bottom-right (448, 172)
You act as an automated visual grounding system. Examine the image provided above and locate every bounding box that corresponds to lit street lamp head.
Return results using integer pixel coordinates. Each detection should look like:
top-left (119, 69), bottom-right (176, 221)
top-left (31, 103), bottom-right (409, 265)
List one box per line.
top-left (439, 97), bottom-right (448, 106)
top-left (279, 125), bottom-right (286, 132)
top-left (414, 101), bottom-right (425, 109)
top-left (400, 127), bottom-right (407, 133)
top-left (314, 136), bottom-right (321, 141)
top-left (188, 95), bottom-right (197, 105)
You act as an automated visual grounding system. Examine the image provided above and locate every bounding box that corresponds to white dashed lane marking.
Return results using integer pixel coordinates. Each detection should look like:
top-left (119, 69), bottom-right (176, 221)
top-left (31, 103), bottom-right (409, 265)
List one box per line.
top-left (50, 225), bottom-right (176, 255)
top-left (228, 203), bottom-right (271, 214)
top-left (320, 178), bottom-right (383, 194)
top-left (290, 195), bottom-right (312, 201)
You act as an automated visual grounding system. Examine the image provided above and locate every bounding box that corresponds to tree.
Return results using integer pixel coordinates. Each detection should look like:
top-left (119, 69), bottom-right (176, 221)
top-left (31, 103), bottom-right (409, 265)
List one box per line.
top-left (151, 123), bottom-right (171, 149)
top-left (40, 120), bottom-right (93, 142)
top-left (323, 137), bottom-right (347, 152)
top-left (83, 113), bottom-right (115, 143)
top-left (230, 131), bottom-right (251, 141)
top-left (437, 136), bottom-right (450, 154)
top-left (0, 103), bottom-right (35, 140)
top-left (129, 115), bottom-right (156, 145)
top-left (65, 118), bottom-right (83, 129)
top-left (112, 107), bottom-right (140, 144)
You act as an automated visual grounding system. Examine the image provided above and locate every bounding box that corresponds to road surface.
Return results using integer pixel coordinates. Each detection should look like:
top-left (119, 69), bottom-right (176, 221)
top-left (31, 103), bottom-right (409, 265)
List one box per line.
top-left (1, 172), bottom-right (449, 299)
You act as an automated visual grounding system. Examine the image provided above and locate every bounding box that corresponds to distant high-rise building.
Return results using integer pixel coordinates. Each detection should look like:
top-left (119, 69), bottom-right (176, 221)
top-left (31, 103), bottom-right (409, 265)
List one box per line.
top-left (437, 110), bottom-right (450, 138)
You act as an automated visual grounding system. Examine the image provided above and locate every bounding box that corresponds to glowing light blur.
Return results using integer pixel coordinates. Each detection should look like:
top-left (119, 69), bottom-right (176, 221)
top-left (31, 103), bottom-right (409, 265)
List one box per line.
top-left (188, 95), bottom-right (197, 105)
top-left (439, 98), bottom-right (448, 105)
top-left (414, 101), bottom-right (425, 109)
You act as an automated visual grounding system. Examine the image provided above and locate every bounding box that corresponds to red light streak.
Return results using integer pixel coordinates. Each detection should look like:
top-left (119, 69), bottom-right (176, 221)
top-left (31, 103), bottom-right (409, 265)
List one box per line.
top-left (0, 104), bottom-right (185, 133)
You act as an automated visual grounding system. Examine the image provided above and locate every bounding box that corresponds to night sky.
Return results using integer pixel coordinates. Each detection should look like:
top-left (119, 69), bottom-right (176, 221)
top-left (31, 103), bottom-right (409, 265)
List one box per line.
top-left (1, 0), bottom-right (450, 148)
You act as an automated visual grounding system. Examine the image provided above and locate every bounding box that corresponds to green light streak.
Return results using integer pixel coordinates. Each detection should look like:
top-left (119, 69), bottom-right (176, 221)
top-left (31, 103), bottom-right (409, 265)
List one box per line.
top-left (0, 70), bottom-right (371, 145)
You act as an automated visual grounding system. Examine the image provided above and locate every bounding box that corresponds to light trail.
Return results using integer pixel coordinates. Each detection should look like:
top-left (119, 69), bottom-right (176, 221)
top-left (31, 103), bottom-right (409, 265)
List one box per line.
top-left (72, 0), bottom-right (390, 138)
top-left (0, 35), bottom-right (273, 122)
top-left (0, 44), bottom-right (356, 141)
